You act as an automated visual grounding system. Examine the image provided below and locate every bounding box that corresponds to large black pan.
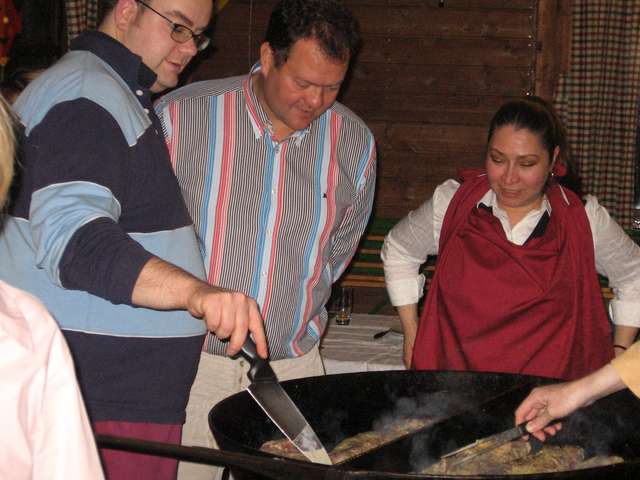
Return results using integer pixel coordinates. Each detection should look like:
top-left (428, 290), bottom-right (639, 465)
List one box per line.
top-left (209, 370), bottom-right (640, 479)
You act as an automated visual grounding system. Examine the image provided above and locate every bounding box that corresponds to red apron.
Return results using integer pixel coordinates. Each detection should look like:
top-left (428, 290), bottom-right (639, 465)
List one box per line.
top-left (412, 170), bottom-right (613, 380)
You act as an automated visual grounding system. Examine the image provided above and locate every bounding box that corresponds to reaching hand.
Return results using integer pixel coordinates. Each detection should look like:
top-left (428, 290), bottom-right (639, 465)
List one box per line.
top-left (187, 284), bottom-right (268, 358)
top-left (514, 382), bottom-right (580, 441)
top-left (515, 363), bottom-right (625, 442)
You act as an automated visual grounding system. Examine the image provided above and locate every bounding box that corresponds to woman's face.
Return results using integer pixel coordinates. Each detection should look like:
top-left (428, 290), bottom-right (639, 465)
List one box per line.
top-left (485, 124), bottom-right (558, 215)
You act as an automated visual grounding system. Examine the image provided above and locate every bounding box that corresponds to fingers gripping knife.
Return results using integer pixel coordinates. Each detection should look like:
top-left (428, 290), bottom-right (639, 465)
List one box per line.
top-left (239, 338), bottom-right (332, 465)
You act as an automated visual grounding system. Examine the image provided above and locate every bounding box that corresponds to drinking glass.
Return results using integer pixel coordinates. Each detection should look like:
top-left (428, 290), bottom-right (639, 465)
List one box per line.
top-left (334, 287), bottom-right (354, 325)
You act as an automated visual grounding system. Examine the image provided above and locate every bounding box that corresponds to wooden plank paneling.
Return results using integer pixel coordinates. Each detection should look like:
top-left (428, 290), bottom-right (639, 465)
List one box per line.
top-left (534, 0), bottom-right (572, 99)
top-left (349, 64), bottom-right (531, 95)
top-left (358, 36), bottom-right (534, 66)
top-left (375, 150), bottom-right (485, 217)
top-left (371, 122), bottom-right (487, 153)
top-left (343, 0), bottom-right (534, 8)
top-left (188, 0), bottom-right (566, 220)
top-left (352, 7), bottom-right (534, 39)
top-left (340, 92), bottom-right (515, 125)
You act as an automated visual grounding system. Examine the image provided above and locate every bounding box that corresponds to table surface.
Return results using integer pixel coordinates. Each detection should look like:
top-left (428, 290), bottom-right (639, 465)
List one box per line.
top-left (320, 313), bottom-right (406, 374)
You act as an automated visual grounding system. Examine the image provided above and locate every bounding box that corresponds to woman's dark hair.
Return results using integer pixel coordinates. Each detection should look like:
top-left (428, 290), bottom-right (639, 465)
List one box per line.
top-left (487, 96), bottom-right (582, 196)
top-left (264, 0), bottom-right (361, 67)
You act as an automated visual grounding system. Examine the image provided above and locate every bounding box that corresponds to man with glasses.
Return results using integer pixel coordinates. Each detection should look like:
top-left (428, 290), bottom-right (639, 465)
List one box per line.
top-left (0, 1), bottom-right (267, 479)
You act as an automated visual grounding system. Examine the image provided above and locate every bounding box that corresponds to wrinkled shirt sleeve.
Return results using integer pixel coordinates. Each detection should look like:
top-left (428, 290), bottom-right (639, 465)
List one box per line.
top-left (586, 195), bottom-right (640, 327)
top-left (330, 140), bottom-right (377, 281)
top-left (381, 179), bottom-right (459, 306)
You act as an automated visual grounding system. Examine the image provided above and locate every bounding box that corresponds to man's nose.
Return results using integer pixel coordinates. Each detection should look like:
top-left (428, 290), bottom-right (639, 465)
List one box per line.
top-left (179, 37), bottom-right (198, 57)
top-left (306, 87), bottom-right (323, 109)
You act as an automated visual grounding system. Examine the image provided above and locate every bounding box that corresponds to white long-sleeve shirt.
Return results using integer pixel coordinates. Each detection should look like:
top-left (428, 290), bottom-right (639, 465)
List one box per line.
top-left (0, 281), bottom-right (104, 479)
top-left (382, 179), bottom-right (640, 328)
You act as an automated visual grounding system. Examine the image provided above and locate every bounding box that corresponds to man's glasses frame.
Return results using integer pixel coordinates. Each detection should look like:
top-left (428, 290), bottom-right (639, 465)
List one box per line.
top-left (135, 0), bottom-right (210, 51)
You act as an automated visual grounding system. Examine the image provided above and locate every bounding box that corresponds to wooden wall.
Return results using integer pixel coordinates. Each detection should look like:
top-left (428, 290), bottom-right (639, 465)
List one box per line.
top-left (188, 0), bottom-right (568, 220)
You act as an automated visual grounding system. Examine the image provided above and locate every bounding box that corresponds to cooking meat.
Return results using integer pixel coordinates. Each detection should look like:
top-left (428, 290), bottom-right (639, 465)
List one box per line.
top-left (504, 445), bottom-right (585, 475)
top-left (262, 420), bottom-right (625, 474)
top-left (422, 439), bottom-right (533, 475)
top-left (260, 417), bottom-right (433, 464)
top-left (421, 440), bottom-right (623, 476)
top-left (574, 455), bottom-right (624, 470)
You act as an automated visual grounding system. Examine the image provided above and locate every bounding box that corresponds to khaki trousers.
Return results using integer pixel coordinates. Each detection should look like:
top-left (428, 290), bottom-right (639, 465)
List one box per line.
top-left (177, 344), bottom-right (326, 480)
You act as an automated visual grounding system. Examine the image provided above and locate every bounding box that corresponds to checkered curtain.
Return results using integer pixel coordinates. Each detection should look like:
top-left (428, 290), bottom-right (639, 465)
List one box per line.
top-left (554, 1), bottom-right (640, 228)
top-left (65, 0), bottom-right (99, 46)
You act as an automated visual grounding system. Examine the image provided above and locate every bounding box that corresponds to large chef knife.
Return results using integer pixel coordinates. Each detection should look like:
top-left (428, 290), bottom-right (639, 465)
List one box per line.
top-left (239, 337), bottom-right (332, 465)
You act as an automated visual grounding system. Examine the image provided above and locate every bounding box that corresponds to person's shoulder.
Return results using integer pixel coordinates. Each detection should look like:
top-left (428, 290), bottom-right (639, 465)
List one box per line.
top-left (17, 51), bottom-right (150, 142)
top-left (583, 194), bottom-right (602, 209)
top-left (0, 281), bottom-right (58, 352)
top-left (582, 193), bottom-right (613, 222)
top-left (36, 51), bottom-right (129, 100)
top-left (158, 75), bottom-right (246, 108)
top-left (433, 178), bottom-right (461, 204)
top-left (327, 101), bottom-right (374, 137)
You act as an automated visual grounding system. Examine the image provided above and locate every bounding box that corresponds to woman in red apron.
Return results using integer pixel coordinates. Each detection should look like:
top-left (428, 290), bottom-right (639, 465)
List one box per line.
top-left (382, 97), bottom-right (640, 380)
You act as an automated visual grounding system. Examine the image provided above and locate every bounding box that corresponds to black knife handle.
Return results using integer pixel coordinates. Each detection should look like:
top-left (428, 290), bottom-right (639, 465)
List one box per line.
top-left (239, 337), bottom-right (278, 383)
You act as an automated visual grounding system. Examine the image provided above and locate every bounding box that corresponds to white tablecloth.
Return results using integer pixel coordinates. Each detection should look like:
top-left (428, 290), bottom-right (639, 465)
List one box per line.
top-left (320, 313), bottom-right (406, 374)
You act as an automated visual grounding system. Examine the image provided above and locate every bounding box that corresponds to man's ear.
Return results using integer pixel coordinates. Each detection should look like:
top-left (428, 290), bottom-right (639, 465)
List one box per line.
top-left (259, 42), bottom-right (275, 75)
top-left (113, 0), bottom-right (140, 34)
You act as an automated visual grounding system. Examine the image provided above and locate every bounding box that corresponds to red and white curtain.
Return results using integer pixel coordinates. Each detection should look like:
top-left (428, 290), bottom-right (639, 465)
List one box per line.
top-left (65, 0), bottom-right (99, 45)
top-left (554, 1), bottom-right (640, 228)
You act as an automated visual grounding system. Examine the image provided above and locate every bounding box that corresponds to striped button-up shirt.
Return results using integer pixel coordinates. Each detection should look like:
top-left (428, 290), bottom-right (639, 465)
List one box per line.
top-left (156, 66), bottom-right (376, 359)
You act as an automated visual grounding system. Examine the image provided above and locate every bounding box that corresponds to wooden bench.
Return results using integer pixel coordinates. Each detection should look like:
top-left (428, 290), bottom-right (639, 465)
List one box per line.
top-left (338, 218), bottom-right (395, 289)
top-left (337, 218), bottom-right (435, 313)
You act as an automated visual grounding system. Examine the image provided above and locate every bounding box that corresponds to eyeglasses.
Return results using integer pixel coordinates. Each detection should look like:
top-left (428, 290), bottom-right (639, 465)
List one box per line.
top-left (135, 0), bottom-right (210, 51)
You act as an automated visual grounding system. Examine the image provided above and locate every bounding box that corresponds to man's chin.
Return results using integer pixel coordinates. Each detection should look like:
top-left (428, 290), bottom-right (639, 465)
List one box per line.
top-left (290, 117), bottom-right (315, 131)
top-left (151, 76), bottom-right (179, 94)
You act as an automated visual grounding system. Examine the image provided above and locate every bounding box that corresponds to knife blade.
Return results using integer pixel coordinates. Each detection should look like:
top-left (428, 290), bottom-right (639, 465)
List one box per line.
top-left (239, 337), bottom-right (332, 465)
top-left (438, 422), bottom-right (529, 468)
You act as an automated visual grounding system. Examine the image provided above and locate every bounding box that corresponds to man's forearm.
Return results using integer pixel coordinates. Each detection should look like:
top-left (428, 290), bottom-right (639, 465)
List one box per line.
top-left (131, 256), bottom-right (217, 311)
top-left (131, 256), bottom-right (268, 358)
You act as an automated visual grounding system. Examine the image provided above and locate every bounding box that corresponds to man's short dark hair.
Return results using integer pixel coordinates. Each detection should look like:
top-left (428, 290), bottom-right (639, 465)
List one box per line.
top-left (98, 0), bottom-right (118, 24)
top-left (265, 0), bottom-right (361, 67)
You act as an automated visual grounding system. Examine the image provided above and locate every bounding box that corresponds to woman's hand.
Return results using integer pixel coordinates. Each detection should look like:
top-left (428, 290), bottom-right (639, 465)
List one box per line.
top-left (514, 382), bottom-right (581, 441)
top-left (515, 364), bottom-right (626, 441)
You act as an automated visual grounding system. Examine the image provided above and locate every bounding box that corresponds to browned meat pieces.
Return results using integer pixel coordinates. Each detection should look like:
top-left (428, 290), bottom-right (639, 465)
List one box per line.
top-left (260, 417), bottom-right (433, 464)
top-left (421, 440), bottom-right (623, 476)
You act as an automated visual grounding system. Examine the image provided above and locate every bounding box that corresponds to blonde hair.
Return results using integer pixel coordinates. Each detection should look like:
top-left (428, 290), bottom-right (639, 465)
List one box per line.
top-left (0, 95), bottom-right (15, 207)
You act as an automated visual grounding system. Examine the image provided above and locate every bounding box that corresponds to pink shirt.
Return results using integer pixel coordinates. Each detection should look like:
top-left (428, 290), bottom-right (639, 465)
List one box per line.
top-left (0, 281), bottom-right (104, 479)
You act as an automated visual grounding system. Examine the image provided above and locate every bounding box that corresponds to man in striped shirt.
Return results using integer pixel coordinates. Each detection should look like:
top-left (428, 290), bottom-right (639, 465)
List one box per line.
top-left (156, 1), bottom-right (376, 478)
